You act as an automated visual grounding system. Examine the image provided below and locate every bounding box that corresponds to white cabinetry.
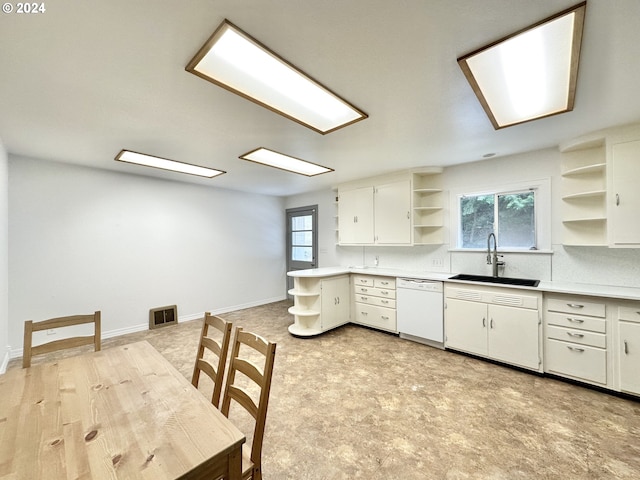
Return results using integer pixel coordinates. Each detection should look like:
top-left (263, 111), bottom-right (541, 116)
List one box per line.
top-left (616, 302), bottom-right (640, 395)
top-left (610, 139), bottom-right (640, 246)
top-left (337, 168), bottom-right (443, 246)
top-left (412, 169), bottom-right (444, 245)
top-left (374, 180), bottom-right (411, 244)
top-left (560, 125), bottom-right (640, 247)
top-left (559, 135), bottom-right (607, 246)
top-left (444, 284), bottom-right (542, 371)
top-left (288, 275), bottom-right (350, 336)
top-left (338, 180), bottom-right (410, 245)
top-left (352, 275), bottom-right (397, 332)
top-left (337, 187), bottom-right (374, 244)
top-left (544, 295), bottom-right (608, 386)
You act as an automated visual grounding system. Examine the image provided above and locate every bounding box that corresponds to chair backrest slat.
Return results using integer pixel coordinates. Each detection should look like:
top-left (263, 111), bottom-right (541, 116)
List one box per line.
top-left (221, 326), bottom-right (276, 480)
top-left (191, 312), bottom-right (233, 408)
top-left (23, 311), bottom-right (101, 368)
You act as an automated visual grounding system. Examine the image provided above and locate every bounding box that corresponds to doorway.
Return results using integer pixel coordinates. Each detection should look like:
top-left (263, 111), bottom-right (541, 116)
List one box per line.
top-left (286, 205), bottom-right (318, 295)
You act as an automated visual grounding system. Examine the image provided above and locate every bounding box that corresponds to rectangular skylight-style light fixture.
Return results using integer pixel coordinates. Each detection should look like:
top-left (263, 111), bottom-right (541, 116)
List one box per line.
top-left (457, 2), bottom-right (586, 129)
top-left (115, 150), bottom-right (226, 178)
top-left (239, 148), bottom-right (333, 176)
top-left (186, 19), bottom-right (368, 135)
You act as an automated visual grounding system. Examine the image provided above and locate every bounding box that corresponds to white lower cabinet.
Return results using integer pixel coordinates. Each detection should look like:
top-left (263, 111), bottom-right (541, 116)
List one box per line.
top-left (320, 276), bottom-right (351, 331)
top-left (544, 295), bottom-right (608, 386)
top-left (488, 304), bottom-right (540, 370)
top-left (444, 285), bottom-right (542, 372)
top-left (444, 299), bottom-right (487, 356)
top-left (617, 303), bottom-right (640, 395)
top-left (352, 275), bottom-right (397, 333)
top-left (288, 275), bottom-right (350, 336)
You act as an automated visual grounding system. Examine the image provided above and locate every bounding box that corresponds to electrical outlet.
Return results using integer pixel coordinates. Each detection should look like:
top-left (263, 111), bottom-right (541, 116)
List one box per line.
top-left (431, 257), bottom-right (445, 268)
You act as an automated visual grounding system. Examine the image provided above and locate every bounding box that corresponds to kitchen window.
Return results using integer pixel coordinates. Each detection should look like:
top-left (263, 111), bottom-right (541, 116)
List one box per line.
top-left (452, 179), bottom-right (551, 251)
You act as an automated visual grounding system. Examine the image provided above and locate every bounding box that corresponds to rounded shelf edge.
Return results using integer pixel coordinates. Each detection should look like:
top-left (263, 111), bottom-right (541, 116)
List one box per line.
top-left (288, 289), bottom-right (320, 297)
top-left (288, 324), bottom-right (323, 337)
top-left (288, 306), bottom-right (320, 316)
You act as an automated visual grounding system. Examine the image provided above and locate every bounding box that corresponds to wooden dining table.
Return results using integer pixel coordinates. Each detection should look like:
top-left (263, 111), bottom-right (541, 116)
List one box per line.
top-left (0, 340), bottom-right (245, 479)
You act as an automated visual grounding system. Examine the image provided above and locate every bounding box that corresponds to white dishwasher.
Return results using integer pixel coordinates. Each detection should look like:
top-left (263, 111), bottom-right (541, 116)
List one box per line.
top-left (396, 278), bottom-right (444, 349)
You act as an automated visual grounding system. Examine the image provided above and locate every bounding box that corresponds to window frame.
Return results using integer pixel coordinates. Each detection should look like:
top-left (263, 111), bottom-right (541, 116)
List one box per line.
top-left (450, 178), bottom-right (551, 252)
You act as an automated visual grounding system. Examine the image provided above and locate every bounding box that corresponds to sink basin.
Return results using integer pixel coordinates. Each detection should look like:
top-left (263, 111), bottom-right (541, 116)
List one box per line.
top-left (448, 273), bottom-right (540, 287)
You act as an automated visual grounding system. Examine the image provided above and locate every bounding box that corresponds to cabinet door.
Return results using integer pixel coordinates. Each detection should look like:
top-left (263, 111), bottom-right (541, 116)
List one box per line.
top-left (445, 299), bottom-right (487, 356)
top-left (374, 180), bottom-right (411, 244)
top-left (321, 276), bottom-right (350, 331)
top-left (619, 321), bottom-right (640, 394)
top-left (611, 140), bottom-right (640, 245)
top-left (338, 187), bottom-right (374, 244)
top-left (488, 305), bottom-right (540, 370)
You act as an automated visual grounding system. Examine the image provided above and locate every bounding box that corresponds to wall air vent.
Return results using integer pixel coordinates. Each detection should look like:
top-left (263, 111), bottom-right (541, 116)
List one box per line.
top-left (149, 305), bottom-right (178, 330)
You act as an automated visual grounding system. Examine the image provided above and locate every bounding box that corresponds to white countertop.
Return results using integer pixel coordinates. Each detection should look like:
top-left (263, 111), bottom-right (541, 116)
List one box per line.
top-left (288, 266), bottom-right (640, 301)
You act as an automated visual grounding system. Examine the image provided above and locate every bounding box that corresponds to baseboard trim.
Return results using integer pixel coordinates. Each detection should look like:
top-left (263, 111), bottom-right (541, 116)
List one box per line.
top-left (7, 296), bottom-right (287, 361)
top-left (0, 348), bottom-right (10, 374)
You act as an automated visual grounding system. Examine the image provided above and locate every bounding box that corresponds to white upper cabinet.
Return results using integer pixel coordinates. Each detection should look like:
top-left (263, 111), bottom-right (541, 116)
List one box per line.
top-left (337, 186), bottom-right (374, 245)
top-left (560, 124), bottom-right (640, 248)
top-left (337, 168), bottom-right (443, 246)
top-left (610, 139), bottom-right (640, 246)
top-left (373, 180), bottom-right (411, 244)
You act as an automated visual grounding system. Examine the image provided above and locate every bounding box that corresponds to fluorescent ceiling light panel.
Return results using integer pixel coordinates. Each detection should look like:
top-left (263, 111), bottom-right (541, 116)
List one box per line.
top-left (457, 2), bottom-right (586, 129)
top-left (115, 150), bottom-right (226, 178)
top-left (186, 19), bottom-right (368, 134)
top-left (239, 148), bottom-right (333, 176)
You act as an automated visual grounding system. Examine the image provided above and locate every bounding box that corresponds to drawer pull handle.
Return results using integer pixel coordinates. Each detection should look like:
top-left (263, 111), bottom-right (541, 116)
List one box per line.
top-left (624, 340), bottom-right (629, 355)
top-left (360, 296), bottom-right (368, 301)
top-left (381, 316), bottom-right (389, 320)
top-left (361, 311), bottom-right (368, 316)
top-left (381, 291), bottom-right (389, 295)
top-left (567, 332), bottom-right (584, 338)
top-left (360, 279), bottom-right (367, 283)
top-left (361, 288), bottom-right (368, 292)
top-left (381, 282), bottom-right (389, 285)
top-left (566, 303), bottom-right (584, 309)
top-left (490, 318), bottom-right (494, 329)
top-left (567, 317), bottom-right (584, 323)
top-left (382, 300), bottom-right (389, 304)
top-left (567, 346), bottom-right (585, 353)
top-left (482, 317), bottom-right (486, 327)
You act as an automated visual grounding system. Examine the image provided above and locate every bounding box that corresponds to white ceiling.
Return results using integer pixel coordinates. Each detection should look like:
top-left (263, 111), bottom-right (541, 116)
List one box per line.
top-left (1, 0), bottom-right (639, 196)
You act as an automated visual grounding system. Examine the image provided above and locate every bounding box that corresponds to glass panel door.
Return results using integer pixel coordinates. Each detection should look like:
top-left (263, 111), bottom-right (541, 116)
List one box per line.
top-left (286, 205), bottom-right (318, 294)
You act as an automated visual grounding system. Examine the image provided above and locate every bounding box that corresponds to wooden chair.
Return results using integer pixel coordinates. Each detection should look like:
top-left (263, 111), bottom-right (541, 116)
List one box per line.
top-left (191, 312), bottom-right (233, 408)
top-left (23, 311), bottom-right (101, 368)
top-left (221, 327), bottom-right (276, 480)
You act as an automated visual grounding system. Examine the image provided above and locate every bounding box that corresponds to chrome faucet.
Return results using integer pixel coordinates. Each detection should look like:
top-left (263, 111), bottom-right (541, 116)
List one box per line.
top-left (487, 233), bottom-right (505, 277)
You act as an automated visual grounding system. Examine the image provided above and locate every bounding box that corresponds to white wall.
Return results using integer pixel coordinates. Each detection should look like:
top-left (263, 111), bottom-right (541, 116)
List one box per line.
top-left (8, 156), bottom-right (287, 356)
top-left (0, 139), bottom-right (8, 371)
top-left (284, 188), bottom-right (339, 268)
top-left (285, 147), bottom-right (640, 289)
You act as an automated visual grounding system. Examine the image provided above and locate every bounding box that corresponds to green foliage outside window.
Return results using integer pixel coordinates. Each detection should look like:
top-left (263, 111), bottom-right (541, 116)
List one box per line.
top-left (460, 191), bottom-right (535, 249)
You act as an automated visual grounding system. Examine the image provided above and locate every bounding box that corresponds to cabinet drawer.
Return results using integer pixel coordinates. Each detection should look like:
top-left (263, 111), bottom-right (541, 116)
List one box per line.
top-left (352, 275), bottom-right (374, 287)
top-left (354, 285), bottom-right (396, 299)
top-left (354, 303), bottom-right (396, 332)
top-left (374, 277), bottom-right (396, 289)
top-left (546, 311), bottom-right (606, 333)
top-left (355, 294), bottom-right (396, 309)
top-left (546, 297), bottom-right (606, 318)
top-left (547, 325), bottom-right (606, 348)
top-left (618, 306), bottom-right (640, 323)
top-left (545, 339), bottom-right (606, 385)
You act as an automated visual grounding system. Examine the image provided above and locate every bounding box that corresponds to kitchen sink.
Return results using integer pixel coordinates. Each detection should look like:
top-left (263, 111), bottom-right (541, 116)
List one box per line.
top-left (448, 273), bottom-right (540, 287)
